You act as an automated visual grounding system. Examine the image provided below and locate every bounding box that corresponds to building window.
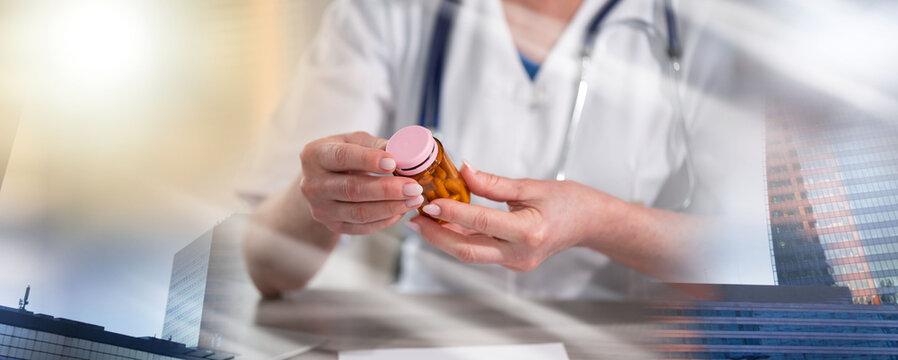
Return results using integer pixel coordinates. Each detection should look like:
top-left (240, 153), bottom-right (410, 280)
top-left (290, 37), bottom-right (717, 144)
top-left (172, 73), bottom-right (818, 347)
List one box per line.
top-left (769, 165), bottom-right (789, 174)
top-left (774, 223), bottom-right (804, 234)
top-left (769, 179), bottom-right (793, 189)
top-left (771, 194), bottom-right (796, 203)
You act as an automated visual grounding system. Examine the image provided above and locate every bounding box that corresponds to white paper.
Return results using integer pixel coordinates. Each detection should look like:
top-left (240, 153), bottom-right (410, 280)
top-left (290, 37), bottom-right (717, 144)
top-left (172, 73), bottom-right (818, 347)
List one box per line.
top-left (339, 343), bottom-right (569, 360)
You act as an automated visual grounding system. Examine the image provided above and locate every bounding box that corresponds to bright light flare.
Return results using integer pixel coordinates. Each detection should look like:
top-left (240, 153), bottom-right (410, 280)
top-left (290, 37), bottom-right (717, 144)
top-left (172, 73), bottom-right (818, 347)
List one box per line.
top-left (45, 1), bottom-right (153, 88)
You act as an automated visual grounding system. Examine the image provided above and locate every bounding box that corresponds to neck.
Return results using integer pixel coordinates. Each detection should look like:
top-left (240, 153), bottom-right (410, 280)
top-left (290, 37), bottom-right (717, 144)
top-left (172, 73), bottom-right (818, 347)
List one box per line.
top-left (502, 0), bottom-right (584, 63)
top-left (503, 0), bottom-right (584, 22)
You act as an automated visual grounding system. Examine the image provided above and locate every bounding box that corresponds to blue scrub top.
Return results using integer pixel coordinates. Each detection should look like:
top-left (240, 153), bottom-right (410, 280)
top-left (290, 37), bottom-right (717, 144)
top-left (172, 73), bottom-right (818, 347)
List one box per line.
top-left (519, 52), bottom-right (541, 81)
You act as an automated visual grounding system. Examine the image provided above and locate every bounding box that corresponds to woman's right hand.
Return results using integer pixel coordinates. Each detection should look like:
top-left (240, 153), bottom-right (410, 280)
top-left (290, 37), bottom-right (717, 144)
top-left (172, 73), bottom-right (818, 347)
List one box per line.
top-left (298, 131), bottom-right (425, 234)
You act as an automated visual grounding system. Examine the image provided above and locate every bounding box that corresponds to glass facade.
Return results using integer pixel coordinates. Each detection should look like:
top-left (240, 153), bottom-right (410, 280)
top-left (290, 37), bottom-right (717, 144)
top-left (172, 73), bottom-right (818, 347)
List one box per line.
top-left (765, 95), bottom-right (898, 305)
top-left (0, 323), bottom-right (181, 360)
top-left (651, 285), bottom-right (898, 359)
top-left (0, 306), bottom-right (230, 360)
top-left (196, 215), bottom-right (256, 351)
top-left (161, 232), bottom-right (212, 346)
top-left (162, 215), bottom-right (256, 352)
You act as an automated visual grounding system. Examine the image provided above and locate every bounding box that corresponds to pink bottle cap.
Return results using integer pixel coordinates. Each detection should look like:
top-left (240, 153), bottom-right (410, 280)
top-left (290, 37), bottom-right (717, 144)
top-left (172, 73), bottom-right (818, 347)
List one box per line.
top-left (386, 125), bottom-right (437, 176)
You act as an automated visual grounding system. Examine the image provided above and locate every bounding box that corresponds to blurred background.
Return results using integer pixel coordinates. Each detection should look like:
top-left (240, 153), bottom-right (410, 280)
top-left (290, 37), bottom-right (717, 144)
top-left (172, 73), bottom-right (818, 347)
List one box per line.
top-left (1, 0), bottom-right (897, 343)
top-left (0, 0), bottom-right (333, 337)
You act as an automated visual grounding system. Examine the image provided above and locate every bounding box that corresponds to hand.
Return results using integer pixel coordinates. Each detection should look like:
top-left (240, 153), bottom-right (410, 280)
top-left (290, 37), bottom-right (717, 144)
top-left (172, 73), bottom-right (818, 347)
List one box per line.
top-left (298, 131), bottom-right (425, 234)
top-left (407, 161), bottom-right (627, 272)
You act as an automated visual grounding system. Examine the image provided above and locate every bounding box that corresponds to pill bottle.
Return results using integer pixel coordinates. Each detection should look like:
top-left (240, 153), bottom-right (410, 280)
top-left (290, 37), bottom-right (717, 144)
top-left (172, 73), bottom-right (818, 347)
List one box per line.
top-left (386, 126), bottom-right (470, 219)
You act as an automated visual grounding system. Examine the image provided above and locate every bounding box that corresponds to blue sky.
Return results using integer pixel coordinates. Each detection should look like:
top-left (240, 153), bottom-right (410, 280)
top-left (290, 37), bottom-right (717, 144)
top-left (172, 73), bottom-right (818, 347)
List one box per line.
top-left (0, 216), bottom-right (212, 337)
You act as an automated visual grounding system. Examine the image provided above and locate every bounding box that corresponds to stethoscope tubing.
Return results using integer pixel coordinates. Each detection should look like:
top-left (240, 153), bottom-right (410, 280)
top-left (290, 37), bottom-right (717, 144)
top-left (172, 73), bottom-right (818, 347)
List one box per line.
top-left (420, 0), bottom-right (694, 211)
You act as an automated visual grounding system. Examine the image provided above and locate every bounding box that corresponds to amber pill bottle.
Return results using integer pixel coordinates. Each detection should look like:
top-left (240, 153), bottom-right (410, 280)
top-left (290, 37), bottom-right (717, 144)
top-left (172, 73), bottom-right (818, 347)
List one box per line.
top-left (386, 126), bottom-right (470, 219)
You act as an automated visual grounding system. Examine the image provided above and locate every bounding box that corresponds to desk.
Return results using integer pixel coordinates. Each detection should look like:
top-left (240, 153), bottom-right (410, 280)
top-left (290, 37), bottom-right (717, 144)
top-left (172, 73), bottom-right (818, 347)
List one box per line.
top-left (253, 290), bottom-right (660, 359)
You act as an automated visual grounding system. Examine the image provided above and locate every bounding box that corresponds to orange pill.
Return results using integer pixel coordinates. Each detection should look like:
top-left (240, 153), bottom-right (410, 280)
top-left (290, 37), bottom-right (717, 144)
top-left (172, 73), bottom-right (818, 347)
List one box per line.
top-left (444, 178), bottom-right (464, 195)
top-left (433, 179), bottom-right (450, 198)
top-left (419, 173), bottom-right (433, 185)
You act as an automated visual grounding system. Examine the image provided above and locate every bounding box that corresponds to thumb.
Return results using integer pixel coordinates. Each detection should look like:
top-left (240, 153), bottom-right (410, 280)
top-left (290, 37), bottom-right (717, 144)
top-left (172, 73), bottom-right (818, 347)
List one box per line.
top-left (460, 161), bottom-right (524, 202)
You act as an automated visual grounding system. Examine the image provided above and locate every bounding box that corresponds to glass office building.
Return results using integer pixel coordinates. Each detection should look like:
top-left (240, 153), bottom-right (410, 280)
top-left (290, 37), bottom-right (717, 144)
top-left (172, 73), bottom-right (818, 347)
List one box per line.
top-left (0, 305), bottom-right (231, 360)
top-left (652, 284), bottom-right (898, 359)
top-left (765, 94), bottom-right (898, 305)
top-left (162, 215), bottom-right (257, 352)
top-left (161, 230), bottom-right (212, 347)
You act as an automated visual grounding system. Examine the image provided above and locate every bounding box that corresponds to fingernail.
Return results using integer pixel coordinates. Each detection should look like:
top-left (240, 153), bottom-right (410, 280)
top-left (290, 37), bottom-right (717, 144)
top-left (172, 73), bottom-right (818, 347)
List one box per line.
top-left (405, 195), bottom-right (424, 208)
top-left (422, 204), bottom-right (441, 216)
top-left (405, 221), bottom-right (421, 233)
top-left (379, 158), bottom-right (396, 171)
top-left (402, 183), bottom-right (423, 196)
top-left (462, 160), bottom-right (476, 173)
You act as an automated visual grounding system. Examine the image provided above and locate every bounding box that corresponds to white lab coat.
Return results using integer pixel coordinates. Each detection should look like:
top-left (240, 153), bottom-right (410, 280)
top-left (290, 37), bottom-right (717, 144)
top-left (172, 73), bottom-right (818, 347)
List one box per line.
top-left (240, 0), bottom-right (759, 298)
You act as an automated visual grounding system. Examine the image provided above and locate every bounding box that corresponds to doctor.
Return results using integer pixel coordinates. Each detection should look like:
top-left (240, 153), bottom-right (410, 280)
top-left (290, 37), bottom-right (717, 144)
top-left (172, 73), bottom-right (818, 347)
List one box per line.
top-left (241, 0), bottom-right (717, 298)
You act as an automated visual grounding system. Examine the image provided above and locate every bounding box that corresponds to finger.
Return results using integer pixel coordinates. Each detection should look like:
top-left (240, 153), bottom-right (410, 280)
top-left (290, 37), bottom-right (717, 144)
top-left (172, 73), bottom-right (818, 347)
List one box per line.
top-left (503, 264), bottom-right (526, 273)
top-left (460, 161), bottom-right (527, 201)
top-left (343, 131), bottom-right (389, 151)
top-left (333, 214), bottom-right (403, 235)
top-left (329, 197), bottom-right (423, 224)
top-left (410, 216), bottom-right (509, 264)
top-left (312, 142), bottom-right (396, 174)
top-left (311, 175), bottom-right (423, 202)
top-left (441, 222), bottom-right (480, 236)
top-left (421, 199), bottom-right (529, 241)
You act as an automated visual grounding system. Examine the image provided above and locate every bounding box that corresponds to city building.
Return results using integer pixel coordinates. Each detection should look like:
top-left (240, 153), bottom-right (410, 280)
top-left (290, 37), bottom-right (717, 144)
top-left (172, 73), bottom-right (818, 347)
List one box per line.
top-left (0, 303), bottom-right (232, 360)
top-left (161, 229), bottom-right (212, 347)
top-left (162, 214), bottom-right (257, 352)
top-left (765, 90), bottom-right (898, 305)
top-left (651, 284), bottom-right (898, 359)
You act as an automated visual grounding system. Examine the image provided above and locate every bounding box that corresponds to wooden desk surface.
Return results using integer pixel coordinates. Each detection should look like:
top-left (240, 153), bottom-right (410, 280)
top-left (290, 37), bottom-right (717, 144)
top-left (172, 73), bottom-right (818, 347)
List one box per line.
top-left (253, 290), bottom-right (661, 359)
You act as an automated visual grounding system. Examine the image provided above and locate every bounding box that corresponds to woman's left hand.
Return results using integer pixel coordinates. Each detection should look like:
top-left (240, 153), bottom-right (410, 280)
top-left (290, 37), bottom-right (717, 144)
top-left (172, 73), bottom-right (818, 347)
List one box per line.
top-left (407, 161), bottom-right (630, 272)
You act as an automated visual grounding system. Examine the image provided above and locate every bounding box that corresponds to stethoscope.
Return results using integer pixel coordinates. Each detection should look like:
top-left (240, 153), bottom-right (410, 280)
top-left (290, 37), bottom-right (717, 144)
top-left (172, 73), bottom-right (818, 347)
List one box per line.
top-left (418, 0), bottom-right (695, 211)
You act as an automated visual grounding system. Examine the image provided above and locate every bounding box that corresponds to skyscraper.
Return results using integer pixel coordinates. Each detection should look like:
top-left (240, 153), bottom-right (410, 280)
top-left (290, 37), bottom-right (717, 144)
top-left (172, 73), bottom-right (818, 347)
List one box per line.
top-left (651, 284), bottom-right (898, 359)
top-left (765, 90), bottom-right (898, 305)
top-left (161, 230), bottom-right (212, 347)
top-left (161, 214), bottom-right (325, 358)
top-left (162, 214), bottom-right (256, 349)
